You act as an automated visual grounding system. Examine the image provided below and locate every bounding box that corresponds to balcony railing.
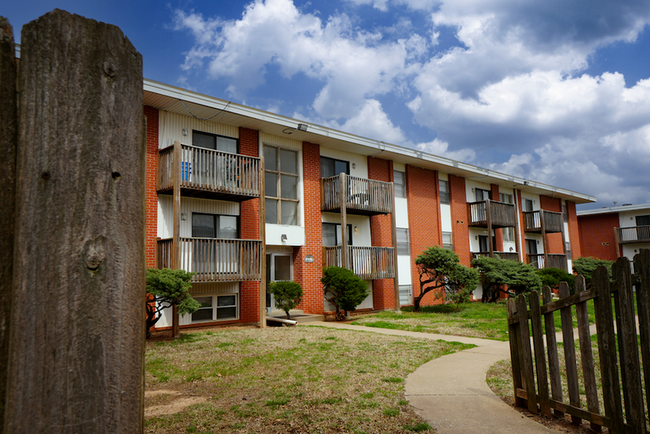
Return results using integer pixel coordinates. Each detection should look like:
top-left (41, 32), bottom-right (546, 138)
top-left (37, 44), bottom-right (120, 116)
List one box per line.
top-left (523, 210), bottom-right (564, 233)
top-left (157, 143), bottom-right (261, 198)
top-left (468, 200), bottom-right (516, 228)
top-left (157, 238), bottom-right (262, 282)
top-left (616, 226), bottom-right (650, 244)
top-left (321, 174), bottom-right (393, 215)
top-left (323, 246), bottom-right (395, 280)
top-left (527, 254), bottom-right (568, 272)
top-left (471, 251), bottom-right (520, 261)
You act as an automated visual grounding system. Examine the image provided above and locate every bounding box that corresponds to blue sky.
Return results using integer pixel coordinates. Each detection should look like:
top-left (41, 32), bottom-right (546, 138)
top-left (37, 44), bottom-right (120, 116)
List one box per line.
top-left (5, 0), bottom-right (650, 209)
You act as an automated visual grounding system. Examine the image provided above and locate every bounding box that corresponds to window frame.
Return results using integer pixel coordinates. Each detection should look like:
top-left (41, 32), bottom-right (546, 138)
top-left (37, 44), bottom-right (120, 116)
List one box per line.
top-left (322, 223), bottom-right (353, 247)
top-left (442, 231), bottom-right (453, 250)
top-left (190, 294), bottom-right (239, 323)
top-left (191, 212), bottom-right (240, 239)
top-left (396, 228), bottom-right (410, 255)
top-left (320, 156), bottom-right (350, 178)
top-left (394, 170), bottom-right (406, 198)
top-left (264, 145), bottom-right (300, 225)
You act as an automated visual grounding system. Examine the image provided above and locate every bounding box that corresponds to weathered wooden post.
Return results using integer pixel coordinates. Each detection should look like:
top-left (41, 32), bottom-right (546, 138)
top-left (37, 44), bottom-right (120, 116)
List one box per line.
top-left (0, 16), bottom-right (18, 434)
top-left (4, 9), bottom-right (145, 433)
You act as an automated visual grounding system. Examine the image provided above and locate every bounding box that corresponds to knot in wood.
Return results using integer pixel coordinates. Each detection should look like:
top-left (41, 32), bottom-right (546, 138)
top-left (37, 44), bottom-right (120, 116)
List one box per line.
top-left (103, 61), bottom-right (116, 78)
top-left (84, 236), bottom-right (107, 271)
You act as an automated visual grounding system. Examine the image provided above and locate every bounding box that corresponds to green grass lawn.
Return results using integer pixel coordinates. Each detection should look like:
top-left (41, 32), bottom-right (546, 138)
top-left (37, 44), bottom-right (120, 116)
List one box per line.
top-left (352, 298), bottom-right (596, 341)
top-left (145, 326), bottom-right (474, 433)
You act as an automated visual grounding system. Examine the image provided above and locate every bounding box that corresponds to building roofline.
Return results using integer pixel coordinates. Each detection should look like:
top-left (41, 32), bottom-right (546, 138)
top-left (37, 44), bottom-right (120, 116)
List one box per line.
top-left (577, 203), bottom-right (650, 216)
top-left (143, 78), bottom-right (596, 204)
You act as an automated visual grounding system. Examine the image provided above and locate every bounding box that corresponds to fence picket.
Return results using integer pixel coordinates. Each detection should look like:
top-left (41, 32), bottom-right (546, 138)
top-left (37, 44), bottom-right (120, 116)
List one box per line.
top-left (574, 275), bottom-right (601, 432)
top-left (612, 257), bottom-right (646, 432)
top-left (542, 286), bottom-right (564, 417)
top-left (559, 282), bottom-right (581, 424)
top-left (516, 294), bottom-right (538, 414)
top-left (529, 290), bottom-right (551, 416)
top-left (593, 265), bottom-right (625, 433)
top-left (507, 299), bottom-right (524, 408)
top-left (635, 250), bottom-right (650, 426)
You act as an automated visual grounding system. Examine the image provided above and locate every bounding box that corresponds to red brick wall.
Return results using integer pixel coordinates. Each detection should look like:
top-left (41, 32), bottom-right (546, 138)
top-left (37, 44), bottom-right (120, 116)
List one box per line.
top-left (540, 195), bottom-right (564, 254)
top-left (293, 142), bottom-right (324, 314)
top-left (577, 212), bottom-right (618, 261)
top-left (566, 202), bottom-right (582, 260)
top-left (450, 175), bottom-right (471, 266)
top-left (406, 165), bottom-right (442, 306)
top-left (144, 106), bottom-right (159, 269)
top-left (368, 157), bottom-right (395, 310)
top-left (491, 184), bottom-right (503, 252)
top-left (238, 127), bottom-right (261, 323)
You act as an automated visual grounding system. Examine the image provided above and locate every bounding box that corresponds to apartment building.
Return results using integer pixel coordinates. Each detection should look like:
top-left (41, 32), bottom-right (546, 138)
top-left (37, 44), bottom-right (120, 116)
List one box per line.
top-left (143, 79), bottom-right (595, 330)
top-left (577, 204), bottom-right (650, 261)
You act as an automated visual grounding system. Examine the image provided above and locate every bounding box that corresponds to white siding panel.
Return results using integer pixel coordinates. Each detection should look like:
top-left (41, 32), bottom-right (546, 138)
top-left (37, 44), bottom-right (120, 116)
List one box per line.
top-left (159, 111), bottom-right (239, 150)
top-left (397, 256), bottom-right (412, 285)
top-left (190, 282), bottom-right (239, 295)
top-left (393, 162), bottom-right (406, 172)
top-left (395, 197), bottom-right (409, 228)
top-left (157, 195), bottom-right (240, 238)
top-left (260, 132), bottom-right (302, 150)
top-left (465, 180), bottom-right (491, 202)
top-left (440, 204), bottom-right (452, 232)
top-left (321, 213), bottom-right (372, 246)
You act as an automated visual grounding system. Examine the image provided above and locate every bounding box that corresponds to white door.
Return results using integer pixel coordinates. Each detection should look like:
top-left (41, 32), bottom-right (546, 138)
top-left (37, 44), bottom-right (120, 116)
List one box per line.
top-left (266, 253), bottom-right (292, 313)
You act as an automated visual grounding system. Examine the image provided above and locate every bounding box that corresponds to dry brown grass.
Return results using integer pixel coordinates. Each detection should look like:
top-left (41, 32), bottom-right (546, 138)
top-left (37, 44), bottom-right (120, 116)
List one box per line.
top-left (145, 325), bottom-right (473, 433)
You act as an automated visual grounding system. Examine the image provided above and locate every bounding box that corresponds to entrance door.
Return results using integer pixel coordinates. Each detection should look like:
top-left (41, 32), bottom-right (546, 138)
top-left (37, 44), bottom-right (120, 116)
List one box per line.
top-left (266, 253), bottom-right (292, 313)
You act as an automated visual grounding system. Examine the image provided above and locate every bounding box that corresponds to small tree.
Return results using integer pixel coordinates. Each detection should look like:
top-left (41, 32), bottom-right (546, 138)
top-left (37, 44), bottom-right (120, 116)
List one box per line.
top-left (536, 267), bottom-right (575, 293)
top-left (146, 268), bottom-right (200, 338)
top-left (471, 256), bottom-right (541, 303)
top-left (413, 247), bottom-right (479, 312)
top-left (268, 281), bottom-right (303, 319)
top-left (572, 257), bottom-right (614, 287)
top-left (322, 266), bottom-right (369, 319)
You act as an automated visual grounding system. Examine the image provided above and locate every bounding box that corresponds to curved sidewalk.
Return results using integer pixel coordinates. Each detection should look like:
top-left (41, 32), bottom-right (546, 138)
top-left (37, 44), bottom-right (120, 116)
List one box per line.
top-left (308, 322), bottom-right (559, 433)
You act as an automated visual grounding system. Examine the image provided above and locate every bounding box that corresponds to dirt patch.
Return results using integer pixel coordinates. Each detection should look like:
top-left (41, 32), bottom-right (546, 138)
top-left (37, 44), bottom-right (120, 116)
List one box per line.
top-left (145, 390), bottom-right (208, 418)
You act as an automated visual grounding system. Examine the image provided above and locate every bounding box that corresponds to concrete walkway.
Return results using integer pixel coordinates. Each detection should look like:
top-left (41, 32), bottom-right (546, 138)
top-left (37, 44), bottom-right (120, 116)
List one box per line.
top-left (308, 321), bottom-right (560, 433)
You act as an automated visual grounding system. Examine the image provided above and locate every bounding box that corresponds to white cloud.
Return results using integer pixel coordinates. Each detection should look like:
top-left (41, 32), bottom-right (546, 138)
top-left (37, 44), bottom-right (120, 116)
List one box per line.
top-left (416, 138), bottom-right (476, 162)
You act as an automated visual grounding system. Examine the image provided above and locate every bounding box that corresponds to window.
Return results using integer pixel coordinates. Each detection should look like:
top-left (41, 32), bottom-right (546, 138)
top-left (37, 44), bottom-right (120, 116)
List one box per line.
top-left (636, 215), bottom-right (650, 226)
top-left (191, 295), bottom-right (238, 322)
top-left (439, 180), bottom-right (450, 204)
top-left (442, 232), bottom-right (453, 250)
top-left (524, 199), bottom-right (534, 212)
top-left (475, 188), bottom-right (491, 201)
top-left (396, 228), bottom-right (409, 255)
top-left (394, 171), bottom-right (406, 198)
top-left (399, 285), bottom-right (412, 306)
top-left (563, 203), bottom-right (568, 222)
top-left (192, 130), bottom-right (238, 153)
top-left (499, 193), bottom-right (513, 204)
top-left (322, 223), bottom-right (353, 247)
top-left (566, 242), bottom-right (572, 260)
top-left (265, 145), bottom-right (299, 225)
top-left (192, 213), bottom-right (238, 239)
top-left (320, 156), bottom-right (350, 178)
top-left (478, 235), bottom-right (489, 253)
top-left (502, 227), bottom-right (515, 242)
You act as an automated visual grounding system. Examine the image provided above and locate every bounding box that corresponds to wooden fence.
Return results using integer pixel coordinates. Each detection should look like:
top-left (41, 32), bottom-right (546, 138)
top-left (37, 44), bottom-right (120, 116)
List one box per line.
top-left (321, 174), bottom-right (393, 215)
top-left (468, 200), bottom-right (516, 228)
top-left (507, 250), bottom-right (650, 433)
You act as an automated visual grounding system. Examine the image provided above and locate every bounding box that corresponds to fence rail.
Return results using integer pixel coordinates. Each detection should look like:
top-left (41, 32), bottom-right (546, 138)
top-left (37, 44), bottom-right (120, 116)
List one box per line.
top-left (468, 200), bottom-right (516, 228)
top-left (323, 245), bottom-right (395, 280)
top-left (157, 144), bottom-right (261, 197)
top-left (617, 225), bottom-right (650, 244)
top-left (507, 250), bottom-right (650, 433)
top-left (321, 174), bottom-right (393, 215)
top-left (523, 210), bottom-right (564, 233)
top-left (156, 237), bottom-right (262, 282)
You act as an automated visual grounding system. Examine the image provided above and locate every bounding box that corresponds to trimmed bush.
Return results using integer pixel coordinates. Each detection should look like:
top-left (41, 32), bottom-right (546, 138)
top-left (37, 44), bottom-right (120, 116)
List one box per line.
top-left (322, 266), bottom-right (369, 319)
top-left (268, 280), bottom-right (303, 319)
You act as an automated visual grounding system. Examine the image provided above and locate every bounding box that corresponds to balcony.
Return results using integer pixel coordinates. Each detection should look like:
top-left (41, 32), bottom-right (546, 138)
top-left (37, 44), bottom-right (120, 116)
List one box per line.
top-left (323, 246), bottom-right (395, 280)
top-left (157, 142), bottom-right (262, 201)
top-left (321, 174), bottom-right (393, 216)
top-left (157, 238), bottom-right (262, 282)
top-left (468, 200), bottom-right (516, 228)
top-left (616, 226), bottom-right (650, 244)
top-left (527, 254), bottom-right (568, 272)
top-left (523, 210), bottom-right (564, 233)
top-left (471, 251), bottom-right (520, 261)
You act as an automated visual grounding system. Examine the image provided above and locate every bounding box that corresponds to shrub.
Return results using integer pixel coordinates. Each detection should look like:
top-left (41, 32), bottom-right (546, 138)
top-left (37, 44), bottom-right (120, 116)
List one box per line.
top-left (572, 257), bottom-right (614, 286)
top-left (146, 268), bottom-right (199, 338)
top-left (268, 280), bottom-right (303, 319)
top-left (535, 267), bottom-right (575, 293)
top-left (471, 256), bottom-right (541, 302)
top-left (321, 266), bottom-right (369, 318)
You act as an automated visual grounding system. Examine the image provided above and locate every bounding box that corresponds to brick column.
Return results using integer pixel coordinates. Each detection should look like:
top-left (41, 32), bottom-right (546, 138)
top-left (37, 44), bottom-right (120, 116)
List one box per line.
top-left (368, 156), bottom-right (394, 310)
top-left (144, 106), bottom-right (159, 269)
top-left (406, 165), bottom-right (442, 307)
top-left (239, 127), bottom-right (261, 323)
top-left (294, 142), bottom-right (324, 314)
top-left (450, 175), bottom-right (471, 267)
